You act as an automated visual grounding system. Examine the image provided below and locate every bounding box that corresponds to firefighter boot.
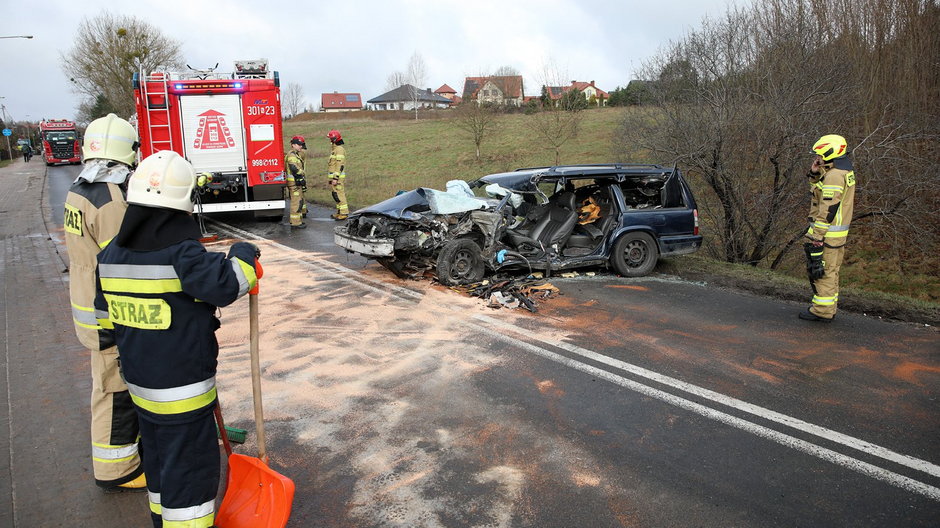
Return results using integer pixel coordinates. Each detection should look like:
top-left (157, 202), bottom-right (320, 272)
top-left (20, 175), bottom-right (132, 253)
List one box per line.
top-left (798, 308), bottom-right (833, 323)
top-left (331, 213), bottom-right (348, 221)
top-left (104, 473), bottom-right (148, 493)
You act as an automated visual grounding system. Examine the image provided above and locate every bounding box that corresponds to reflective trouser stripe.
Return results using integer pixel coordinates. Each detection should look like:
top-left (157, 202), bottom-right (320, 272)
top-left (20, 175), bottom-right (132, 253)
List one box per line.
top-left (162, 499), bottom-right (215, 526)
top-left (125, 378), bottom-right (216, 415)
top-left (72, 303), bottom-right (100, 329)
top-left (149, 491), bottom-right (161, 515)
top-left (92, 441), bottom-right (139, 463)
top-left (812, 295), bottom-right (837, 306)
top-left (230, 258), bottom-right (258, 297)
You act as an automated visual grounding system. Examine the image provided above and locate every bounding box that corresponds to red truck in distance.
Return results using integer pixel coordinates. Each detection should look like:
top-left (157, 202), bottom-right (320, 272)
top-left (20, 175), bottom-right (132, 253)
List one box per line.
top-left (39, 119), bottom-right (81, 165)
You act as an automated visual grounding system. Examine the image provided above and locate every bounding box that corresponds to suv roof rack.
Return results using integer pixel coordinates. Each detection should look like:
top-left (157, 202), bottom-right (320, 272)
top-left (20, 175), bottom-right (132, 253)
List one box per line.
top-left (513, 163), bottom-right (666, 173)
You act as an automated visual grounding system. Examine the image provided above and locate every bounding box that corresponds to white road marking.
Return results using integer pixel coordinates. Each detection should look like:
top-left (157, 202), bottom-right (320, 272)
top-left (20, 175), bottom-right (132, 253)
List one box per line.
top-left (474, 313), bottom-right (940, 480)
top-left (209, 219), bottom-right (940, 501)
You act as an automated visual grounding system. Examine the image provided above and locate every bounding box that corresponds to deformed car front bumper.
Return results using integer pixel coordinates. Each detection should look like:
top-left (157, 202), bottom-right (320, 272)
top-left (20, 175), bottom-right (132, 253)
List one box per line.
top-left (334, 226), bottom-right (395, 257)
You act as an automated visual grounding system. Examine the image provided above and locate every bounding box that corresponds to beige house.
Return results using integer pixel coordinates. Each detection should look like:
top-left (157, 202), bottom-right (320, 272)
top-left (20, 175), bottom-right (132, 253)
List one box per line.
top-left (462, 76), bottom-right (525, 106)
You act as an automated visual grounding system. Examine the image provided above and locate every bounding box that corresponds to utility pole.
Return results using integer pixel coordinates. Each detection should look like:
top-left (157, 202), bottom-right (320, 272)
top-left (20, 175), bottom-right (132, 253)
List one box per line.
top-left (0, 100), bottom-right (12, 162)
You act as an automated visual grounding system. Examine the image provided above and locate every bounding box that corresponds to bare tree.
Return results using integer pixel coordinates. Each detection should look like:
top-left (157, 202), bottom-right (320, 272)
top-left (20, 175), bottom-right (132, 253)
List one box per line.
top-left (614, 0), bottom-right (940, 274)
top-left (283, 82), bottom-right (305, 119)
top-left (529, 62), bottom-right (585, 165)
top-left (406, 52), bottom-right (428, 120)
top-left (386, 71), bottom-right (407, 92)
top-left (62, 13), bottom-right (184, 120)
top-left (493, 65), bottom-right (520, 77)
top-left (453, 101), bottom-right (501, 160)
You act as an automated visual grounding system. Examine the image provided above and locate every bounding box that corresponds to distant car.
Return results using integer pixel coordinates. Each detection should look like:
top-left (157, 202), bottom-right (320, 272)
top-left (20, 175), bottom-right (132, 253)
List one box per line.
top-left (334, 164), bottom-right (703, 285)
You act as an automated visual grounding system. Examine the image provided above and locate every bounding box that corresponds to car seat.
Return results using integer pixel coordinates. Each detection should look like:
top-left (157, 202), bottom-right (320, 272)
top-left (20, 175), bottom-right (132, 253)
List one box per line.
top-left (506, 192), bottom-right (578, 253)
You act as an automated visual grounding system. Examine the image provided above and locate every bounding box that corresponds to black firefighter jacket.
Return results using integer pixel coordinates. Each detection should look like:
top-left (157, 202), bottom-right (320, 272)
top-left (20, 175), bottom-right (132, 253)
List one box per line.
top-left (94, 226), bottom-right (257, 424)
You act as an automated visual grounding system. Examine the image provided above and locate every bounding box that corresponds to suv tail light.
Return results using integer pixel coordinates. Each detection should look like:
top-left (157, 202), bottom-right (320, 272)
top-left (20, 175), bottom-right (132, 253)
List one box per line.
top-left (693, 209), bottom-right (700, 235)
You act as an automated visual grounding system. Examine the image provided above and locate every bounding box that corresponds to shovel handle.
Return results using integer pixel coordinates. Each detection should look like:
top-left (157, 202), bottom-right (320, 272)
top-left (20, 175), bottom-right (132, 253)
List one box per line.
top-left (214, 404), bottom-right (233, 457)
top-left (249, 289), bottom-right (268, 462)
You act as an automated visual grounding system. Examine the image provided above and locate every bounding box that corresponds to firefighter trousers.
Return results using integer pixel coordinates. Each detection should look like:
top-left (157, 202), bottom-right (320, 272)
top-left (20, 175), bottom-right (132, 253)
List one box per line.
top-left (283, 184), bottom-right (305, 225)
top-left (140, 411), bottom-right (220, 528)
top-left (331, 180), bottom-right (348, 216)
top-left (91, 345), bottom-right (143, 487)
top-left (809, 244), bottom-right (845, 319)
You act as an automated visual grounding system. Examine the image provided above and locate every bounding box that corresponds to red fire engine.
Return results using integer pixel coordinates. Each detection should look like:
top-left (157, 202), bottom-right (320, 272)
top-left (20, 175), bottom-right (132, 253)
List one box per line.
top-left (133, 60), bottom-right (287, 215)
top-left (39, 119), bottom-right (81, 165)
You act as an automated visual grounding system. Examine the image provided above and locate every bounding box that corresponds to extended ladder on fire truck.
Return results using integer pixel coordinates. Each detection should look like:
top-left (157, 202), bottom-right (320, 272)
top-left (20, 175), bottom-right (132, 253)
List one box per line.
top-left (138, 71), bottom-right (175, 154)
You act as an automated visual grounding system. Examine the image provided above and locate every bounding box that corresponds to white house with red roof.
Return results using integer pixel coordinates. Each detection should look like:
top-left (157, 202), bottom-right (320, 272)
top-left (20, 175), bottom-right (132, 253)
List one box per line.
top-left (321, 92), bottom-right (363, 112)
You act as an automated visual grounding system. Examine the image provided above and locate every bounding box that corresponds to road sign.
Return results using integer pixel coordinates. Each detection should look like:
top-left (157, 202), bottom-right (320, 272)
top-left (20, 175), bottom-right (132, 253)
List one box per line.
top-left (2, 129), bottom-right (11, 136)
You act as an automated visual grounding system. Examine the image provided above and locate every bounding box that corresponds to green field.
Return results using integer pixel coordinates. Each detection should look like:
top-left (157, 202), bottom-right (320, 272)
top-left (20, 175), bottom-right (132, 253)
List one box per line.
top-left (284, 108), bottom-right (625, 208)
top-left (283, 108), bottom-right (939, 308)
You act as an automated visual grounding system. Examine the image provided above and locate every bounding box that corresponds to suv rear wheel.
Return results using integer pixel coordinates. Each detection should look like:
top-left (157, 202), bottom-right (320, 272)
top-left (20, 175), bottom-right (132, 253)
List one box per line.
top-left (436, 238), bottom-right (484, 286)
top-left (611, 232), bottom-right (658, 277)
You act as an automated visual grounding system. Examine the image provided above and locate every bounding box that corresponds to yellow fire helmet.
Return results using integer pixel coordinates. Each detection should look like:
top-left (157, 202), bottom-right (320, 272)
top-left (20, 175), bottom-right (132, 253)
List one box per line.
top-left (82, 113), bottom-right (139, 166)
top-left (812, 134), bottom-right (848, 161)
top-left (127, 151), bottom-right (197, 213)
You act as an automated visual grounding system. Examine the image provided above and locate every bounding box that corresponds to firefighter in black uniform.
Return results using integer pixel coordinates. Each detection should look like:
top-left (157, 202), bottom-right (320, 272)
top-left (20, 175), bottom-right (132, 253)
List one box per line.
top-left (95, 150), bottom-right (259, 528)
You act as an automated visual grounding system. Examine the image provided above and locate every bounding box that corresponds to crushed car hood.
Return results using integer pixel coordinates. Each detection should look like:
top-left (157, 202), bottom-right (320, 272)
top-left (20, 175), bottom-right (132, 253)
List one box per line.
top-left (352, 188), bottom-right (489, 220)
top-left (353, 189), bottom-right (432, 220)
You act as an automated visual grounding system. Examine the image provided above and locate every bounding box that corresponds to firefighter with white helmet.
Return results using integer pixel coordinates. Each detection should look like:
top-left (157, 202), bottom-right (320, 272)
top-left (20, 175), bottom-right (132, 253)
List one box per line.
top-left (94, 150), bottom-right (260, 527)
top-left (327, 129), bottom-right (349, 220)
top-left (799, 134), bottom-right (856, 322)
top-left (63, 113), bottom-right (146, 492)
top-left (281, 135), bottom-right (307, 228)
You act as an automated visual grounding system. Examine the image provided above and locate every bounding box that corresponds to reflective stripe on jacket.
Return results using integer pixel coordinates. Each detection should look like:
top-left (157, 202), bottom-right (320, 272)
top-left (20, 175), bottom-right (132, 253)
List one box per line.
top-left (95, 240), bottom-right (256, 422)
top-left (64, 181), bottom-right (127, 350)
top-left (329, 144), bottom-right (346, 179)
top-left (806, 156), bottom-right (856, 247)
top-left (285, 149), bottom-right (305, 184)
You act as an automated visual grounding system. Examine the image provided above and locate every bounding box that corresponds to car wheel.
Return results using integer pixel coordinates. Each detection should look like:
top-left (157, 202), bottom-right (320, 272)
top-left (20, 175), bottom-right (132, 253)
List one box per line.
top-left (436, 238), bottom-right (485, 286)
top-left (377, 257), bottom-right (410, 279)
top-left (611, 232), bottom-right (658, 277)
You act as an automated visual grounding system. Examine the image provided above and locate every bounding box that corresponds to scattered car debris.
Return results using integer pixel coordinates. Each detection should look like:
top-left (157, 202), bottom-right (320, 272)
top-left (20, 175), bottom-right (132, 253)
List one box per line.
top-left (454, 276), bottom-right (562, 313)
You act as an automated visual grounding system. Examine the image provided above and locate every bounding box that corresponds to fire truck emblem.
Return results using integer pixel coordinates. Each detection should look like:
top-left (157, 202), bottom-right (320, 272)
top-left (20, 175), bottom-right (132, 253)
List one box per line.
top-left (193, 109), bottom-right (236, 151)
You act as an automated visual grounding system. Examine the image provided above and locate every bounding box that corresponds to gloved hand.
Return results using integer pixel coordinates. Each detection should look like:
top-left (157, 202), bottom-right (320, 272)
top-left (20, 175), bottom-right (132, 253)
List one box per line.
top-left (803, 242), bottom-right (825, 281)
top-left (229, 241), bottom-right (260, 264)
top-left (294, 176), bottom-right (306, 189)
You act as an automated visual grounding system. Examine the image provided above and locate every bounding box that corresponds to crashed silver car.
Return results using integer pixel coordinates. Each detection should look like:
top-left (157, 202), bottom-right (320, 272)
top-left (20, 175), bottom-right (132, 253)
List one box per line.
top-left (334, 164), bottom-right (703, 285)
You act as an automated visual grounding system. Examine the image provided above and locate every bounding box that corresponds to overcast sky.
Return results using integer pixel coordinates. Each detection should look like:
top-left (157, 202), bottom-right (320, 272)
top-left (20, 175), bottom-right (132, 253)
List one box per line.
top-left (2, 0), bottom-right (741, 123)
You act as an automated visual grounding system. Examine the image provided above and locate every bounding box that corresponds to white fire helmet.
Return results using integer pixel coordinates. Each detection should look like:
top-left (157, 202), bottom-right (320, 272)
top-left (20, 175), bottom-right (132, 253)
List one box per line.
top-left (82, 113), bottom-right (139, 166)
top-left (127, 151), bottom-right (197, 213)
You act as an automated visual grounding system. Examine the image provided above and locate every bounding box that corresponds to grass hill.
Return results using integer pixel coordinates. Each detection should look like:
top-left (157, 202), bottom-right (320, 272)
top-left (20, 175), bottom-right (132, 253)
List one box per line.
top-left (284, 108), bottom-right (624, 207)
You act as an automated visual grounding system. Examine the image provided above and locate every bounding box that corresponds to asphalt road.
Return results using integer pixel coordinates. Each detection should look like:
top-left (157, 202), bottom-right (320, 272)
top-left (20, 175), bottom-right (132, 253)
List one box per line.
top-left (27, 163), bottom-right (940, 527)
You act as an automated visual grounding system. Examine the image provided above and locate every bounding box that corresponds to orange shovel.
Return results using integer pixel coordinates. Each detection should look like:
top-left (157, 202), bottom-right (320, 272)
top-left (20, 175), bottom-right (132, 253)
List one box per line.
top-left (216, 261), bottom-right (295, 528)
